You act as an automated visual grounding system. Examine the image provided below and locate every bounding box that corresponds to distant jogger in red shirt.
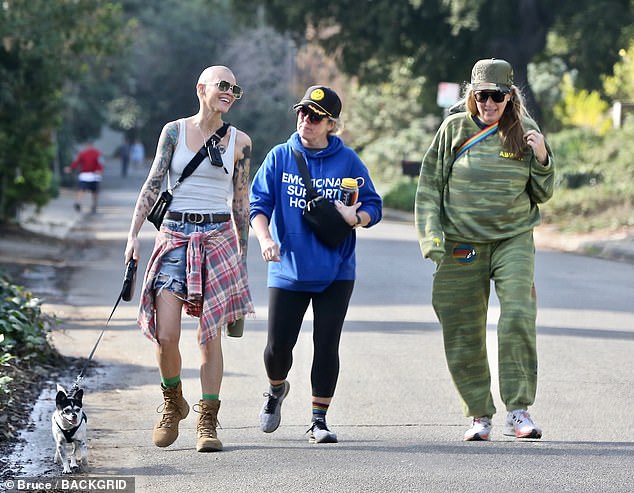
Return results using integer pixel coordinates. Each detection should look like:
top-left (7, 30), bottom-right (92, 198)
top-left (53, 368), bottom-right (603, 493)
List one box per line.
top-left (65, 143), bottom-right (104, 213)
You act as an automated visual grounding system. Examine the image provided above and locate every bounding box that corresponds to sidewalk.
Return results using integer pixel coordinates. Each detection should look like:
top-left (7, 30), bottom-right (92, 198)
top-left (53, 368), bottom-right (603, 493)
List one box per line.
top-left (17, 186), bottom-right (80, 240)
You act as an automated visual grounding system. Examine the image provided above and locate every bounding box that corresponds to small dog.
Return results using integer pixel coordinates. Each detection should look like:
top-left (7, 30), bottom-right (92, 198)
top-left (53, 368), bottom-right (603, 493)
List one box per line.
top-left (51, 384), bottom-right (88, 474)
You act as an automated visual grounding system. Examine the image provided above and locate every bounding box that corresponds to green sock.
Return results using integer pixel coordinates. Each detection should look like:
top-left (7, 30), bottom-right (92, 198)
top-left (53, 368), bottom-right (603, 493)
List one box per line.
top-left (161, 375), bottom-right (181, 389)
top-left (202, 393), bottom-right (219, 401)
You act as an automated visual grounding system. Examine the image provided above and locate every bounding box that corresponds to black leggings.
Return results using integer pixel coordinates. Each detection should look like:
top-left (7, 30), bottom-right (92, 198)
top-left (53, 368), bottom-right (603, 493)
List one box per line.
top-left (264, 280), bottom-right (355, 398)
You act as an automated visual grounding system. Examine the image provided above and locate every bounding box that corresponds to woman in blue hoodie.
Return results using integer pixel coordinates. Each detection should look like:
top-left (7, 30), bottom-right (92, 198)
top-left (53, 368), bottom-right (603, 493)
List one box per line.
top-left (250, 86), bottom-right (382, 443)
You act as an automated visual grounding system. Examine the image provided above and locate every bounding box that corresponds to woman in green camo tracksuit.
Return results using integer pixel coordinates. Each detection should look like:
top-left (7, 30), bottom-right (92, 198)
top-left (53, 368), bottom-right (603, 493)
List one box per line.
top-left (415, 59), bottom-right (555, 442)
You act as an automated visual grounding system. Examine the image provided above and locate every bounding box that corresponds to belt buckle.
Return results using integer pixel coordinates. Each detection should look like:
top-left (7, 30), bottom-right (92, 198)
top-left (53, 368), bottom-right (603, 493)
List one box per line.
top-left (187, 212), bottom-right (205, 224)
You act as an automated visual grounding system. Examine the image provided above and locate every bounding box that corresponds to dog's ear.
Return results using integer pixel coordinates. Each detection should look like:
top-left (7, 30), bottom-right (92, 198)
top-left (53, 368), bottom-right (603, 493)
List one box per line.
top-left (73, 389), bottom-right (84, 405)
top-left (55, 390), bottom-right (67, 408)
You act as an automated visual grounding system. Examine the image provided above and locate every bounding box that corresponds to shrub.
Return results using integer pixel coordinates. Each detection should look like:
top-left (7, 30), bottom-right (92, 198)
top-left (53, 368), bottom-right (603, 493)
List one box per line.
top-left (382, 179), bottom-right (418, 212)
top-left (0, 273), bottom-right (61, 394)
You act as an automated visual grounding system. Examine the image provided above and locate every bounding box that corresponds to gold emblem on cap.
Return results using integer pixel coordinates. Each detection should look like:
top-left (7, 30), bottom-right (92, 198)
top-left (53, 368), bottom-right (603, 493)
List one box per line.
top-left (310, 89), bottom-right (325, 101)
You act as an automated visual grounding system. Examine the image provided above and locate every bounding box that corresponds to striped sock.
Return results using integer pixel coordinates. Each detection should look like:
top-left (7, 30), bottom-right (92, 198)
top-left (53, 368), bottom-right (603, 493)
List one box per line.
top-left (161, 375), bottom-right (181, 389)
top-left (202, 393), bottom-right (219, 401)
top-left (312, 401), bottom-right (329, 422)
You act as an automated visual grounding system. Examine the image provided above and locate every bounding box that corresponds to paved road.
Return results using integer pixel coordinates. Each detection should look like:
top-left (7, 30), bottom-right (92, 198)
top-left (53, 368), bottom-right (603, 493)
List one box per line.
top-left (5, 164), bottom-right (634, 492)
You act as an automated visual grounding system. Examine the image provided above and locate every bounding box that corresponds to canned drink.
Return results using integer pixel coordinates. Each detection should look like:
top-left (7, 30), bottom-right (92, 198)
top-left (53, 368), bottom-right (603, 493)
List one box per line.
top-left (338, 177), bottom-right (365, 206)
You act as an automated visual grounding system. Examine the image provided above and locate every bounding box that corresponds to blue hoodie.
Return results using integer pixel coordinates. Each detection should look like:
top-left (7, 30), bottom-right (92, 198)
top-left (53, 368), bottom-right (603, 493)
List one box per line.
top-left (250, 132), bottom-right (383, 292)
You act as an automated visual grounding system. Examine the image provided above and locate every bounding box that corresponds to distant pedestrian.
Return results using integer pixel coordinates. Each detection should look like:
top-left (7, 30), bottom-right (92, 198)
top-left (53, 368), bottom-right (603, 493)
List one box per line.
top-left (249, 85), bottom-right (382, 444)
top-left (415, 58), bottom-right (555, 441)
top-left (115, 141), bottom-right (131, 177)
top-left (64, 142), bottom-right (104, 213)
top-left (130, 139), bottom-right (145, 169)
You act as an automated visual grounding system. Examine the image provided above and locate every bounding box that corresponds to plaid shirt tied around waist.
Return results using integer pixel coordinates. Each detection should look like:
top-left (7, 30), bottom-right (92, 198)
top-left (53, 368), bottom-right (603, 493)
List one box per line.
top-left (138, 221), bottom-right (254, 344)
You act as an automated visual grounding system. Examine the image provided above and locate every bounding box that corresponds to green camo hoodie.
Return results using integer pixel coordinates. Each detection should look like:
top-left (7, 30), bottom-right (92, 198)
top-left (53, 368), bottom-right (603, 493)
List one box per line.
top-left (415, 112), bottom-right (555, 260)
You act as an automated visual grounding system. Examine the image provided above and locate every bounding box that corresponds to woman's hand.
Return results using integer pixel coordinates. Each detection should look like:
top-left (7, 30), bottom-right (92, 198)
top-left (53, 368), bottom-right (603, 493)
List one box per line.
top-left (335, 200), bottom-right (362, 227)
top-left (125, 236), bottom-right (140, 264)
top-left (259, 237), bottom-right (280, 263)
top-left (251, 213), bottom-right (280, 262)
top-left (524, 130), bottom-right (548, 165)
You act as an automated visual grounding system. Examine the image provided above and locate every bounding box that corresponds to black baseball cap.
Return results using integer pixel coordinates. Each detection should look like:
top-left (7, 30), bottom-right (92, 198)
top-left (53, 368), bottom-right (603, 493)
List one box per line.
top-left (293, 85), bottom-right (342, 119)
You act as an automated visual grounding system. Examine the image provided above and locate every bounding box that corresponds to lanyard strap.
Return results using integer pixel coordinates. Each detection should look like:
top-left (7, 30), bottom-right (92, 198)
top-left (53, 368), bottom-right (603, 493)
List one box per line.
top-left (170, 122), bottom-right (230, 191)
top-left (453, 122), bottom-right (499, 162)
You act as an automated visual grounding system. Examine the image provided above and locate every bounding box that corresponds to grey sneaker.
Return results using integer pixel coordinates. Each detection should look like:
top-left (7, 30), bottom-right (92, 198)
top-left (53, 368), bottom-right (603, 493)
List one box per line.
top-left (307, 419), bottom-right (338, 444)
top-left (259, 381), bottom-right (290, 433)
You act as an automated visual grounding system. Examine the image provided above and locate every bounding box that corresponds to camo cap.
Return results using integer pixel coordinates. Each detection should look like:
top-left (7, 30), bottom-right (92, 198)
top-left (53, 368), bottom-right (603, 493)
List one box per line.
top-left (471, 58), bottom-right (514, 92)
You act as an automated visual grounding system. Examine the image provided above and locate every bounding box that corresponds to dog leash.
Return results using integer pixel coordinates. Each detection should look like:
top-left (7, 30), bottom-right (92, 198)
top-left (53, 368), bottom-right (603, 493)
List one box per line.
top-left (70, 259), bottom-right (137, 393)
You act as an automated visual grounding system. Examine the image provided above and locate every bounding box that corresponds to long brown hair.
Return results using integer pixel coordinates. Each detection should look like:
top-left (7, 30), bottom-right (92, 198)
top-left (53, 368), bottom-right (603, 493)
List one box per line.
top-left (465, 85), bottom-right (531, 157)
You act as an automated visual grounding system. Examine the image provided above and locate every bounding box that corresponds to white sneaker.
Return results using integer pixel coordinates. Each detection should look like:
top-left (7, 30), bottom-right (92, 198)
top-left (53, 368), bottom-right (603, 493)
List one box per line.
top-left (464, 417), bottom-right (492, 441)
top-left (504, 409), bottom-right (542, 439)
top-left (307, 419), bottom-right (338, 444)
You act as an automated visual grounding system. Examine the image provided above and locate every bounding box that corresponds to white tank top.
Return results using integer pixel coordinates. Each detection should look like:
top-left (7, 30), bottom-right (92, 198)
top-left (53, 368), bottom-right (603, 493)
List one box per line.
top-left (168, 119), bottom-right (236, 214)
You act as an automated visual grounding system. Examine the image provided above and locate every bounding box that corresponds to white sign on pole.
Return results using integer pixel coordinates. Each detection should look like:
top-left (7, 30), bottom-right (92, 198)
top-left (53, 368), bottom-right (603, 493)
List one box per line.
top-left (436, 82), bottom-right (461, 108)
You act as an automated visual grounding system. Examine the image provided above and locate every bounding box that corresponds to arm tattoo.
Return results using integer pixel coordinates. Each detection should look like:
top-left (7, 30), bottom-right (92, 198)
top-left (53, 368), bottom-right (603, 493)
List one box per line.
top-left (129, 122), bottom-right (178, 236)
top-left (232, 143), bottom-right (251, 258)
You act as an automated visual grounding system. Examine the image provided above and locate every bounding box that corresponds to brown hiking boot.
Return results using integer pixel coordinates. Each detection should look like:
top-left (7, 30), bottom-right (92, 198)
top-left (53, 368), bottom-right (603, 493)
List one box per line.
top-left (152, 383), bottom-right (189, 447)
top-left (195, 399), bottom-right (223, 452)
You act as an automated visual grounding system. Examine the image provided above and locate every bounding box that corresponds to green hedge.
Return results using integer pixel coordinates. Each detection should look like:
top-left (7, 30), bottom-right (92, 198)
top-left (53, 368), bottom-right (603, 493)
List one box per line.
top-left (0, 273), bottom-right (61, 394)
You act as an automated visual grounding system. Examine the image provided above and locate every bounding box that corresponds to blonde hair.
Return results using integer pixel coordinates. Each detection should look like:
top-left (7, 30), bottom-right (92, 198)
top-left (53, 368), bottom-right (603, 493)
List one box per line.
top-left (465, 85), bottom-right (532, 157)
top-left (329, 116), bottom-right (344, 136)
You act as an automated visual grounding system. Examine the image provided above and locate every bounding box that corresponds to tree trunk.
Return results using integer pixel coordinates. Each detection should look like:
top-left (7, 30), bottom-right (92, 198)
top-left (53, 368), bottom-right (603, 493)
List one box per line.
top-left (487, 0), bottom-right (553, 125)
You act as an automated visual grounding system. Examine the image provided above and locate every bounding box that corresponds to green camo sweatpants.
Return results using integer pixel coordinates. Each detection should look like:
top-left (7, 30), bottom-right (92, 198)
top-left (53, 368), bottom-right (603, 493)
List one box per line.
top-left (432, 230), bottom-right (538, 418)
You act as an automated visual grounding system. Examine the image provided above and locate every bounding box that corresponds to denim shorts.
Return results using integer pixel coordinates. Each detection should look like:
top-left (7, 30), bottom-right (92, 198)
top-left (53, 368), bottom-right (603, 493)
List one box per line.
top-left (153, 219), bottom-right (226, 297)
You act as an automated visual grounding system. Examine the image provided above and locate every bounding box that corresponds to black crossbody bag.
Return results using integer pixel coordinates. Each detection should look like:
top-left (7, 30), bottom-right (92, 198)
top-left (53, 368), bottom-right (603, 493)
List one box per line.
top-left (147, 122), bottom-right (230, 230)
top-left (291, 149), bottom-right (352, 249)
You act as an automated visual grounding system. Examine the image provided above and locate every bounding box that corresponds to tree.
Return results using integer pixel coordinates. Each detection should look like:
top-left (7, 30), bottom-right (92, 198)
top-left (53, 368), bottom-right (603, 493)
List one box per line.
top-left (116, 1), bottom-right (299, 172)
top-left (603, 41), bottom-right (634, 101)
top-left (234, 0), bottom-right (633, 124)
top-left (343, 59), bottom-right (440, 188)
top-left (0, 0), bottom-right (128, 223)
top-left (218, 27), bottom-right (298, 171)
top-left (120, 0), bottom-right (235, 152)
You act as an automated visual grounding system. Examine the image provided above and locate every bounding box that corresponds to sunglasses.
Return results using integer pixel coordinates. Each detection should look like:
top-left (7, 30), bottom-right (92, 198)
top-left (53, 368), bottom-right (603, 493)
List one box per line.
top-left (297, 106), bottom-right (327, 124)
top-left (474, 91), bottom-right (508, 103)
top-left (212, 80), bottom-right (243, 99)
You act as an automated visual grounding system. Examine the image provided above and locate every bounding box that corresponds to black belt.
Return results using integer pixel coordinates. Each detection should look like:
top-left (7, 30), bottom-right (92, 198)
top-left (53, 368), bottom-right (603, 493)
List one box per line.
top-left (166, 211), bottom-right (231, 224)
